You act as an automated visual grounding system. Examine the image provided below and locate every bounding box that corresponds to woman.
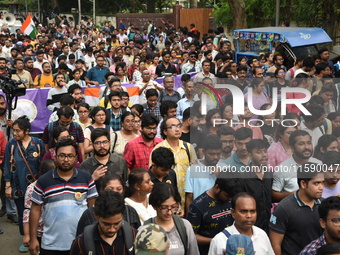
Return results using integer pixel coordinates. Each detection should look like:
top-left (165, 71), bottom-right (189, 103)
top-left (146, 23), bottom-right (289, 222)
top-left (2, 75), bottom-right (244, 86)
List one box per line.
top-left (115, 64), bottom-right (129, 84)
top-left (113, 112), bottom-right (138, 156)
top-left (133, 114), bottom-right (142, 136)
top-left (318, 83), bottom-right (336, 116)
top-left (266, 68), bottom-right (290, 99)
top-left (148, 55), bottom-right (160, 80)
top-left (132, 60), bottom-right (146, 83)
top-left (244, 78), bottom-right (270, 119)
top-left (76, 173), bottom-right (141, 236)
top-left (4, 116), bottom-right (45, 250)
top-left (219, 103), bottom-right (234, 127)
top-left (286, 73), bottom-right (310, 115)
top-left (267, 121), bottom-right (297, 167)
top-left (125, 168), bottom-right (156, 225)
top-left (75, 102), bottom-right (92, 131)
top-left (148, 183), bottom-right (199, 255)
top-left (262, 53), bottom-right (273, 76)
top-left (201, 109), bottom-right (221, 136)
top-left (229, 61), bottom-right (238, 80)
top-left (237, 56), bottom-right (248, 66)
top-left (313, 134), bottom-right (339, 160)
top-left (258, 103), bottom-right (279, 146)
top-left (128, 56), bottom-right (140, 81)
top-left (170, 49), bottom-right (180, 72)
top-left (84, 107), bottom-right (115, 155)
top-left (327, 112), bottom-right (340, 131)
top-left (43, 126), bottom-right (83, 167)
top-left (44, 48), bottom-right (56, 68)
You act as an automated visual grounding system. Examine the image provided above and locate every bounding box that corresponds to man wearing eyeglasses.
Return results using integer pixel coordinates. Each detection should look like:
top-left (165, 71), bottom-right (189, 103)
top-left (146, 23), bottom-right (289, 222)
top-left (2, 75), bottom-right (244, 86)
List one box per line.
top-left (181, 51), bottom-right (202, 74)
top-left (29, 139), bottom-right (98, 255)
top-left (300, 196), bottom-right (340, 255)
top-left (99, 77), bottom-right (128, 109)
top-left (80, 128), bottom-right (128, 185)
top-left (269, 162), bottom-right (324, 255)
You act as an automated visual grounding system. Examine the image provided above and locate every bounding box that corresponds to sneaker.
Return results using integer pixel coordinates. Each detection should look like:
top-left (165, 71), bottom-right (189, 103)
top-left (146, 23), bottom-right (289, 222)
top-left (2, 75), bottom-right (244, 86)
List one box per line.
top-left (19, 244), bottom-right (29, 253)
top-left (7, 214), bottom-right (19, 225)
top-left (0, 206), bottom-right (6, 217)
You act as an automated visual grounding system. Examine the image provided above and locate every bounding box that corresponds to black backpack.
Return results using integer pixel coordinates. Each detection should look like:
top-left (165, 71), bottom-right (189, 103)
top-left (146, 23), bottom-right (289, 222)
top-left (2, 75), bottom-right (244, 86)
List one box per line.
top-left (83, 221), bottom-right (134, 255)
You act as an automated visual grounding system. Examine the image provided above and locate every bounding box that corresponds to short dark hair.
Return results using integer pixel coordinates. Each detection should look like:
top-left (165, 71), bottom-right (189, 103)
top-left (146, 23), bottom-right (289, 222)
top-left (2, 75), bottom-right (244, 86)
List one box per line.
top-left (322, 151), bottom-right (340, 166)
top-left (56, 106), bottom-right (74, 119)
top-left (297, 162), bottom-right (324, 188)
top-left (55, 138), bottom-right (78, 155)
top-left (94, 190), bottom-right (125, 218)
top-left (141, 114), bottom-right (159, 128)
top-left (231, 192), bottom-right (255, 209)
top-left (203, 135), bottom-right (222, 151)
top-left (234, 127), bottom-right (252, 141)
top-left (59, 94), bottom-right (75, 106)
top-left (108, 91), bottom-right (122, 101)
top-left (217, 126), bottom-right (235, 137)
top-left (316, 243), bottom-right (340, 255)
top-left (315, 62), bottom-right (330, 75)
top-left (91, 127), bottom-right (110, 143)
top-left (301, 103), bottom-right (325, 123)
top-left (246, 139), bottom-right (268, 153)
top-left (318, 196), bottom-right (340, 221)
top-left (215, 174), bottom-right (243, 197)
top-left (130, 104), bottom-right (144, 117)
top-left (149, 183), bottom-right (181, 208)
top-left (146, 89), bottom-right (158, 99)
top-left (302, 57), bottom-right (314, 68)
top-left (289, 130), bottom-right (311, 147)
top-left (151, 147), bottom-right (175, 170)
top-left (160, 100), bottom-right (177, 117)
top-left (68, 84), bottom-right (82, 94)
top-left (237, 65), bottom-right (247, 73)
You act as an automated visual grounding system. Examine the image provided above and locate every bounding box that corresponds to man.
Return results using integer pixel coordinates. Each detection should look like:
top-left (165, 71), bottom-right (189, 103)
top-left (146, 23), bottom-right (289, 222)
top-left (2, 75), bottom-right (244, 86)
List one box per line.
top-left (152, 116), bottom-right (197, 204)
top-left (176, 81), bottom-right (196, 121)
top-left (272, 130), bottom-right (322, 202)
top-left (33, 50), bottom-right (49, 72)
top-left (53, 62), bottom-right (72, 82)
top-left (209, 193), bottom-right (274, 255)
top-left (321, 151), bottom-right (340, 198)
top-left (55, 44), bottom-right (70, 68)
top-left (84, 48), bottom-right (96, 70)
top-left (217, 126), bottom-right (235, 164)
top-left (42, 106), bottom-right (85, 158)
top-left (70, 190), bottom-right (135, 255)
top-left (144, 89), bottom-right (162, 121)
top-left (185, 135), bottom-right (222, 213)
top-left (193, 60), bottom-right (216, 84)
top-left (48, 94), bottom-right (79, 123)
top-left (301, 103), bottom-right (326, 148)
top-left (69, 42), bottom-right (85, 62)
top-left (158, 75), bottom-right (181, 104)
top-left (135, 70), bottom-right (163, 105)
top-left (270, 162), bottom-right (324, 255)
top-left (105, 91), bottom-right (125, 131)
top-left (267, 55), bottom-right (286, 77)
top-left (123, 46), bottom-right (133, 66)
top-left (99, 77), bottom-right (127, 109)
top-left (33, 62), bottom-right (56, 88)
top-left (85, 55), bottom-right (110, 86)
top-left (246, 57), bottom-right (261, 78)
top-left (224, 127), bottom-right (252, 170)
top-left (11, 58), bottom-right (33, 88)
top-left (319, 48), bottom-right (334, 73)
top-left (117, 28), bottom-right (128, 43)
top-left (155, 51), bottom-right (178, 77)
top-left (181, 51), bottom-right (202, 74)
top-left (24, 57), bottom-right (41, 80)
top-left (234, 65), bottom-right (250, 91)
top-left (80, 128), bottom-right (128, 187)
top-left (29, 139), bottom-right (98, 255)
top-left (0, 57), bottom-right (8, 75)
top-left (293, 57), bottom-right (315, 78)
top-left (46, 73), bottom-right (68, 112)
top-left (0, 43), bottom-right (7, 58)
top-left (148, 147), bottom-right (177, 187)
top-left (8, 48), bottom-right (18, 67)
top-left (300, 196), bottom-right (340, 255)
top-left (309, 63), bottom-right (331, 94)
top-left (240, 139), bottom-right (273, 232)
top-left (234, 103), bottom-right (263, 139)
top-left (68, 84), bottom-right (83, 108)
top-left (187, 176), bottom-right (242, 255)
top-left (124, 114), bottom-right (162, 170)
top-left (180, 107), bottom-right (203, 155)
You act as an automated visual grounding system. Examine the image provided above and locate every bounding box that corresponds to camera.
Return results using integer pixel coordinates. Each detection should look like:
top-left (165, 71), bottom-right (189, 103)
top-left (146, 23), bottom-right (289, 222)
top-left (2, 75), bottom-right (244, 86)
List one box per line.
top-left (0, 68), bottom-right (26, 97)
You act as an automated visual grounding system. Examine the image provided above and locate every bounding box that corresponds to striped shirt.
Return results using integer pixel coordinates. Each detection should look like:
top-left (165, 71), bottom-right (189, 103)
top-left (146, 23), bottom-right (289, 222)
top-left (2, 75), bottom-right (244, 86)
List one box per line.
top-left (31, 168), bottom-right (98, 251)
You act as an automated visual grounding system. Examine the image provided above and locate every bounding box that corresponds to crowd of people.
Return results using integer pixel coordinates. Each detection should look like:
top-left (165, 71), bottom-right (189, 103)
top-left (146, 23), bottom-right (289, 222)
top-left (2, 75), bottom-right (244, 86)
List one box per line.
top-left (0, 16), bottom-right (339, 255)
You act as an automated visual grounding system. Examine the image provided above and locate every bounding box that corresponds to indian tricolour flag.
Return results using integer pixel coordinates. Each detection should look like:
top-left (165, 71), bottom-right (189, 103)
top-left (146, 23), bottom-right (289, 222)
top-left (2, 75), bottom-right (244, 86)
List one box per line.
top-left (20, 14), bottom-right (38, 39)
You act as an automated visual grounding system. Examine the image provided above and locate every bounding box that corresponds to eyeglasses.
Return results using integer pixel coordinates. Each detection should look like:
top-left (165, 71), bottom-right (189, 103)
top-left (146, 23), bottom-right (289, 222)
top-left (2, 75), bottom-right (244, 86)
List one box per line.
top-left (166, 124), bottom-right (182, 130)
top-left (78, 111), bottom-right (89, 114)
top-left (57, 154), bottom-right (77, 160)
top-left (93, 140), bottom-right (110, 146)
top-left (159, 204), bottom-right (179, 214)
top-left (122, 98), bottom-right (129, 101)
top-left (101, 219), bottom-right (123, 230)
top-left (328, 218), bottom-right (340, 227)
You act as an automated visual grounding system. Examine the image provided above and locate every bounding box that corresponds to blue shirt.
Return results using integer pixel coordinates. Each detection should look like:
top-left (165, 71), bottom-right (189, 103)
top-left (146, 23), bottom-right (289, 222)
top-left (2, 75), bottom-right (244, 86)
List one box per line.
top-left (86, 65), bottom-right (110, 84)
top-left (176, 97), bottom-right (196, 121)
top-left (224, 151), bottom-right (249, 171)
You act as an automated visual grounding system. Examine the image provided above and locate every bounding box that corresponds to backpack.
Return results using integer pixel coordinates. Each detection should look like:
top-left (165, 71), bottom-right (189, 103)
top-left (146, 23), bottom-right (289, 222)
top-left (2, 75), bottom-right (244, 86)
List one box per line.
top-left (183, 141), bottom-right (191, 164)
top-left (48, 121), bottom-right (81, 142)
top-left (87, 125), bottom-right (118, 153)
top-left (144, 215), bottom-right (188, 255)
top-left (83, 221), bottom-right (134, 255)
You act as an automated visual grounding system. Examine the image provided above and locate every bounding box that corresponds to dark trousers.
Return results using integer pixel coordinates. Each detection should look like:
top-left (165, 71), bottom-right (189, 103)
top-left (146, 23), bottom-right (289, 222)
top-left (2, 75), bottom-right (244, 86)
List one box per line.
top-left (40, 248), bottom-right (70, 255)
top-left (14, 197), bottom-right (24, 235)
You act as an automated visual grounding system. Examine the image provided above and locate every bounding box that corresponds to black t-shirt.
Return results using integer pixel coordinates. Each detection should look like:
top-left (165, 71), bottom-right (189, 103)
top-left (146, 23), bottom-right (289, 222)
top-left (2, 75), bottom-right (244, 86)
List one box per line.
top-left (269, 192), bottom-right (323, 255)
top-left (180, 128), bottom-right (203, 151)
top-left (148, 168), bottom-right (178, 189)
top-left (187, 191), bottom-right (234, 255)
top-left (260, 122), bottom-right (279, 146)
top-left (156, 62), bottom-right (178, 77)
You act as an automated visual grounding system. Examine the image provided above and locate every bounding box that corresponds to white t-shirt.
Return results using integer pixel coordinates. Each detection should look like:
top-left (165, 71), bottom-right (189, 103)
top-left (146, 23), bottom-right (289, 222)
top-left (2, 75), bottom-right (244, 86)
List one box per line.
top-left (208, 224), bottom-right (274, 255)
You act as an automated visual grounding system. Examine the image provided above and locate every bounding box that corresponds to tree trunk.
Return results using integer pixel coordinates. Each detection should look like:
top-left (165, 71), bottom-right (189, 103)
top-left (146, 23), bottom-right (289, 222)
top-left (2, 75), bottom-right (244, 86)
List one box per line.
top-left (227, 0), bottom-right (247, 29)
top-left (190, 0), bottom-right (197, 8)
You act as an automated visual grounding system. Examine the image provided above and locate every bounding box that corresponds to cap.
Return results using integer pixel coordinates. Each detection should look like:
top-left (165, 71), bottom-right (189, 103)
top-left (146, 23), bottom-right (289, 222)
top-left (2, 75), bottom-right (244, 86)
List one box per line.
top-left (135, 223), bottom-right (168, 255)
top-left (226, 234), bottom-right (255, 255)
